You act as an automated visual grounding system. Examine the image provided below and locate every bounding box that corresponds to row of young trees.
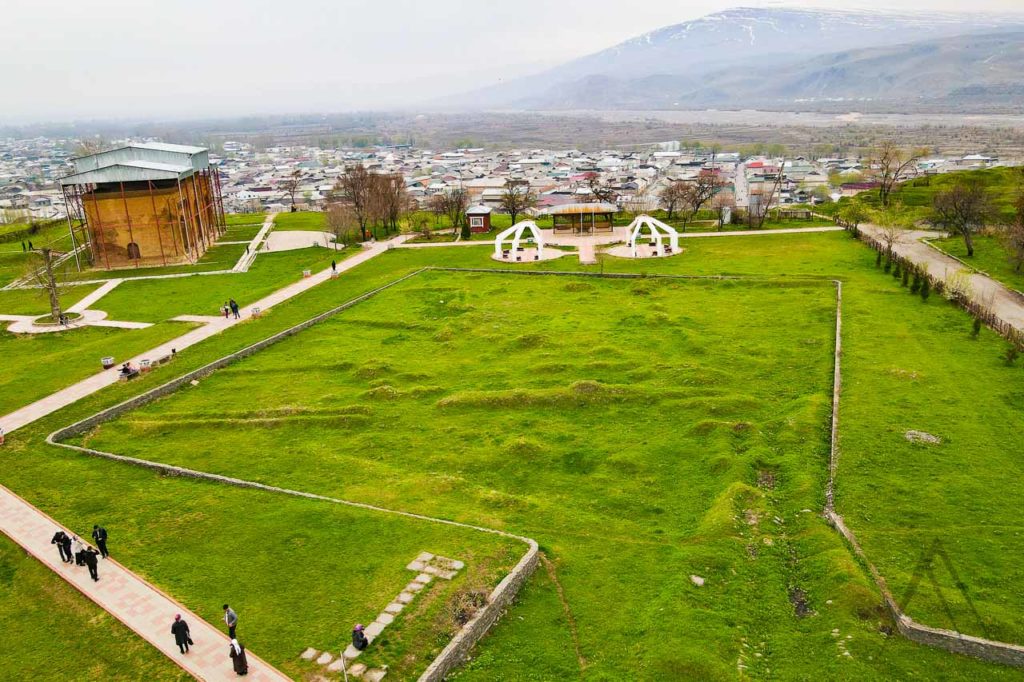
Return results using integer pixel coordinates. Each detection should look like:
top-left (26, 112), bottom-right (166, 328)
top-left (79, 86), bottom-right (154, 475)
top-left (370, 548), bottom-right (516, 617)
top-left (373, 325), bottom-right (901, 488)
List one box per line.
top-left (326, 165), bottom-right (410, 244)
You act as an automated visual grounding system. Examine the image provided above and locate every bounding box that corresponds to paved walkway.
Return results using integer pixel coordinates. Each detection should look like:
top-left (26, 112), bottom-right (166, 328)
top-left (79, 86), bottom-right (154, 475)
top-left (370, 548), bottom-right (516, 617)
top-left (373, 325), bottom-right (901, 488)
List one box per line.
top-left (264, 230), bottom-right (339, 253)
top-left (68, 279), bottom-right (124, 313)
top-left (232, 215), bottom-right (276, 272)
top-left (0, 237), bottom-right (406, 435)
top-left (0, 484), bottom-right (288, 682)
top-left (860, 224), bottom-right (1024, 332)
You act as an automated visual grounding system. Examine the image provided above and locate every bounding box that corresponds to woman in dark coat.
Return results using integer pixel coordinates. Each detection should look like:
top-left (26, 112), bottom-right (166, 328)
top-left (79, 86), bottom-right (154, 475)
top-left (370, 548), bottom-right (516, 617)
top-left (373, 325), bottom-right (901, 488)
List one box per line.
top-left (352, 623), bottom-right (369, 651)
top-left (229, 639), bottom-right (248, 676)
top-left (171, 614), bottom-right (191, 654)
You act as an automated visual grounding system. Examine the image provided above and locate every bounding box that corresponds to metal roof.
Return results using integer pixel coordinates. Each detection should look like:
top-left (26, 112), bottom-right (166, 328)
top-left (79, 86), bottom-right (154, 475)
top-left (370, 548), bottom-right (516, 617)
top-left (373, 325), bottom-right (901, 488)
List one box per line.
top-left (59, 161), bottom-right (193, 186)
top-left (70, 144), bottom-right (209, 176)
top-left (544, 202), bottom-right (618, 215)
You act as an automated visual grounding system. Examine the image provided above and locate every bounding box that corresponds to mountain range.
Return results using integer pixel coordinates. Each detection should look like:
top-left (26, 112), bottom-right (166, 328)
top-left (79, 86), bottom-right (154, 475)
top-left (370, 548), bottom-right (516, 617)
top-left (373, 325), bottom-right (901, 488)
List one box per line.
top-left (444, 7), bottom-right (1024, 112)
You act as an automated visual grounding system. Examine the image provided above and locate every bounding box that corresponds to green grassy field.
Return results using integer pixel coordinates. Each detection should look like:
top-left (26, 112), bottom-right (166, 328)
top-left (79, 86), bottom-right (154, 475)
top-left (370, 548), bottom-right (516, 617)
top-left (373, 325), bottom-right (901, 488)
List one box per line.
top-left (3, 232), bottom-right (1023, 680)
top-left (930, 234), bottom-right (1024, 293)
top-left (273, 211), bottom-right (328, 231)
top-left (65, 241), bottom-right (248, 282)
top-left (225, 213), bottom-right (266, 226)
top-left (97, 246), bottom-right (353, 322)
top-left (0, 283), bottom-right (100, 316)
top-left (0, 533), bottom-right (188, 681)
top-left (0, 322), bottom-right (194, 417)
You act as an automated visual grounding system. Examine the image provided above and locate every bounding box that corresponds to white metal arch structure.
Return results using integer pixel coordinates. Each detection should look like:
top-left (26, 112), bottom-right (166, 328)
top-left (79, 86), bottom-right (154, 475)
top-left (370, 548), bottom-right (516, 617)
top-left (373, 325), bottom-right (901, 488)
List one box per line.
top-left (494, 220), bottom-right (545, 260)
top-left (626, 215), bottom-right (680, 257)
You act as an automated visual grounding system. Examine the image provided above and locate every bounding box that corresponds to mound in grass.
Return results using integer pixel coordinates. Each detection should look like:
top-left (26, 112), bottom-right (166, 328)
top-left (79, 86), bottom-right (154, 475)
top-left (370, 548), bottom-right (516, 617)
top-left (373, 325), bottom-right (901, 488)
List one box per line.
top-left (436, 380), bottom-right (641, 409)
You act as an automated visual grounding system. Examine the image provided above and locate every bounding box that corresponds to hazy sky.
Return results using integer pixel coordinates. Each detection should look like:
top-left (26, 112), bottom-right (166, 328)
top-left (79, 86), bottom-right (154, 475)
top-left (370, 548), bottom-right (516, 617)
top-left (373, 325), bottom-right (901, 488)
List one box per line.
top-left (5, 0), bottom-right (1024, 124)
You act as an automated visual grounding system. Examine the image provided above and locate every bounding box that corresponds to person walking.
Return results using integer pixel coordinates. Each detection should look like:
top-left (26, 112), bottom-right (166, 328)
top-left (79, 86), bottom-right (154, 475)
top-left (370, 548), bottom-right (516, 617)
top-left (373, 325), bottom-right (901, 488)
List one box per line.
top-left (51, 530), bottom-right (72, 563)
top-left (223, 604), bottom-right (238, 638)
top-left (83, 547), bottom-right (100, 581)
top-left (27, 240), bottom-right (33, 250)
top-left (91, 524), bottom-right (109, 558)
top-left (72, 536), bottom-right (86, 566)
top-left (229, 639), bottom-right (249, 676)
top-left (229, 299), bottom-right (240, 319)
top-left (222, 302), bottom-right (230, 318)
top-left (331, 259), bottom-right (337, 273)
top-left (171, 614), bottom-right (192, 654)
top-left (60, 533), bottom-right (73, 564)
top-left (21, 241), bottom-right (26, 252)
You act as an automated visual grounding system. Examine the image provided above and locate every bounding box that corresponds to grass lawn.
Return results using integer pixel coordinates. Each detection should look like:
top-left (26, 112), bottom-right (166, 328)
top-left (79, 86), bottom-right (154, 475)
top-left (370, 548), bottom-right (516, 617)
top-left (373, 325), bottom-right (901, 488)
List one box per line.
top-left (78, 270), bottom-right (850, 679)
top-left (2, 233), bottom-right (1022, 679)
top-left (0, 322), bottom-right (194, 417)
top-left (0, 533), bottom-right (188, 681)
top-left (0, 283), bottom-right (102, 316)
top-left (64, 241), bottom-right (248, 282)
top-left (930, 233), bottom-right (1024, 293)
top-left (222, 224), bottom-right (265, 242)
top-left (273, 211), bottom-right (327, 231)
top-left (225, 213), bottom-right (266, 226)
top-left (97, 246), bottom-right (353, 322)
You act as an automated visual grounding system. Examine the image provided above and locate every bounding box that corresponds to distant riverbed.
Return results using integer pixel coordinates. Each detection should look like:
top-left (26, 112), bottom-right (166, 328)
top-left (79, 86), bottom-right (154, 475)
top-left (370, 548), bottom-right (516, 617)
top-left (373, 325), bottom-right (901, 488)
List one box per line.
top-left (525, 109), bottom-right (1024, 129)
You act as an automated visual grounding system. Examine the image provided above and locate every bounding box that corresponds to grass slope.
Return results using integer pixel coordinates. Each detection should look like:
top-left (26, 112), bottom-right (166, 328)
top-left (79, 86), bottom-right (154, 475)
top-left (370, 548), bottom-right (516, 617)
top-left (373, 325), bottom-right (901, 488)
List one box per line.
top-left (2, 234), bottom-right (1022, 679)
top-left (0, 533), bottom-right (188, 681)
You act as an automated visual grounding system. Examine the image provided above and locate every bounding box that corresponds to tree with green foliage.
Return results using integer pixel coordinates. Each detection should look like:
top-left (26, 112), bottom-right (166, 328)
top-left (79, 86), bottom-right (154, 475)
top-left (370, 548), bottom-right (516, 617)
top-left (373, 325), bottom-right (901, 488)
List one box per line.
top-left (932, 180), bottom-right (995, 257)
top-left (838, 202), bottom-right (869, 229)
top-left (1002, 191), bottom-right (1024, 273)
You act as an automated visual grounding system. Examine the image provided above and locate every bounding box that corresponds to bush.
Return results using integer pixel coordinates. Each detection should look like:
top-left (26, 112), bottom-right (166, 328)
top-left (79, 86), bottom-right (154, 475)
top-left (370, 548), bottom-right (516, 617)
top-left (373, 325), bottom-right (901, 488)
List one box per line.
top-left (1006, 345), bottom-right (1020, 366)
top-left (920, 277), bottom-right (931, 301)
top-left (901, 268), bottom-right (910, 287)
top-left (911, 270), bottom-right (922, 294)
top-left (875, 250), bottom-right (882, 267)
top-left (971, 318), bottom-right (982, 338)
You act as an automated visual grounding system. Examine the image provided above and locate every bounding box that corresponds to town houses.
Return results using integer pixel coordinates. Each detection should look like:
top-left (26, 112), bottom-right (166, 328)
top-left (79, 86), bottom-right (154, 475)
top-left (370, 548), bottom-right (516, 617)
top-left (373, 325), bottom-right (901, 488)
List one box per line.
top-left (0, 135), bottom-right (1013, 225)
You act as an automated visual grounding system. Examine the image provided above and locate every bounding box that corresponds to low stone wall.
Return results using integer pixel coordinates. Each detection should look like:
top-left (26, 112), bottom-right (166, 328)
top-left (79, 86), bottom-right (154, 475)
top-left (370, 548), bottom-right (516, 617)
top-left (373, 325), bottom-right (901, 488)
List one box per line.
top-left (419, 544), bottom-right (540, 682)
top-left (51, 268), bottom-right (428, 441)
top-left (49, 266), bottom-right (544, 681)
top-left (823, 275), bottom-right (1024, 668)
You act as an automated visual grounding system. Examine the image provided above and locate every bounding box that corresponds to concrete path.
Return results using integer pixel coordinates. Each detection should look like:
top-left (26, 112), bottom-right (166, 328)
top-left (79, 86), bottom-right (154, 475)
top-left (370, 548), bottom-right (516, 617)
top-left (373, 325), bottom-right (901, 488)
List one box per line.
top-left (2, 309), bottom-right (153, 335)
top-left (0, 483), bottom-right (288, 682)
top-left (577, 243), bottom-right (597, 265)
top-left (860, 225), bottom-right (1024, 332)
top-left (68, 279), bottom-right (124, 313)
top-left (233, 215), bottom-right (276, 273)
top-left (0, 237), bottom-right (407, 436)
top-left (264, 230), bottom-right (339, 253)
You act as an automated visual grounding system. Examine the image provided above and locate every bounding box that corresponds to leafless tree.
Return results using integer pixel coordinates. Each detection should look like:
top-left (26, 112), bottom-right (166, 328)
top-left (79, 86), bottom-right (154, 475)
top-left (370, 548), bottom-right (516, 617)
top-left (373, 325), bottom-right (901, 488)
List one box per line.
top-left (499, 180), bottom-right (536, 227)
top-left (438, 188), bottom-right (470, 237)
top-left (369, 173), bottom-right (407, 233)
top-left (325, 202), bottom-right (361, 247)
top-left (24, 248), bottom-right (65, 321)
top-left (932, 180), bottom-right (995, 257)
top-left (659, 182), bottom-right (687, 220)
top-left (621, 187), bottom-right (652, 219)
top-left (748, 162), bottom-right (785, 229)
top-left (281, 169), bottom-right (303, 212)
top-left (582, 172), bottom-right (616, 204)
top-left (428, 194), bottom-right (446, 226)
top-left (678, 172), bottom-right (727, 231)
top-left (1002, 192), bottom-right (1024, 273)
top-left (335, 164), bottom-right (374, 240)
top-left (711, 190), bottom-right (736, 231)
top-left (871, 141), bottom-right (927, 207)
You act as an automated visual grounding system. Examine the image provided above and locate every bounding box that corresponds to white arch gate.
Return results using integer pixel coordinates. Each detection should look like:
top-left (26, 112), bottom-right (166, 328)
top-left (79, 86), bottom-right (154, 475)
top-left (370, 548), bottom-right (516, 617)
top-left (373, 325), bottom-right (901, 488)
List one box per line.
top-left (625, 215), bottom-right (680, 258)
top-left (494, 220), bottom-right (545, 261)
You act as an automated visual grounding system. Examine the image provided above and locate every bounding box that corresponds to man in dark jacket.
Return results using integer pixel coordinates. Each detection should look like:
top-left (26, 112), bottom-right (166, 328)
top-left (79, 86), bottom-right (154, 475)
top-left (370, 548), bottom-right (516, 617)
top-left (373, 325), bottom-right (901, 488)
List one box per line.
top-left (83, 547), bottom-right (100, 581)
top-left (51, 531), bottom-right (72, 563)
top-left (91, 525), bottom-right (109, 558)
top-left (171, 614), bottom-right (191, 654)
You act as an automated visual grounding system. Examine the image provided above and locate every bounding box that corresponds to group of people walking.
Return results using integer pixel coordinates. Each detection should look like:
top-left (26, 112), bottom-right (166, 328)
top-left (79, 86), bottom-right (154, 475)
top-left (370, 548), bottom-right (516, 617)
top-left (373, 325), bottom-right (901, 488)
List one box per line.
top-left (167, 604), bottom-right (248, 675)
top-left (50, 524), bottom-right (108, 582)
top-left (221, 299), bottom-right (241, 319)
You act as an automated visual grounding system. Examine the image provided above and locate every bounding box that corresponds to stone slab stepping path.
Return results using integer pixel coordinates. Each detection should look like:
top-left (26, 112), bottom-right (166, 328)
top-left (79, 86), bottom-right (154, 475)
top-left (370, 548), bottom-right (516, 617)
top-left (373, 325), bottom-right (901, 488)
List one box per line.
top-left (300, 551), bottom-right (464, 681)
top-left (0, 483), bottom-right (289, 682)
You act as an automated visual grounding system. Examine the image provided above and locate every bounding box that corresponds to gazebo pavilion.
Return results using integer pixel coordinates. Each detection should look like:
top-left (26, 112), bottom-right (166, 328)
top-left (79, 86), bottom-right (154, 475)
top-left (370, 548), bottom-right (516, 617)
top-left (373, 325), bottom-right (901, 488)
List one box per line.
top-left (493, 220), bottom-right (560, 263)
top-left (605, 215), bottom-right (682, 259)
top-left (546, 203), bottom-right (617, 235)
